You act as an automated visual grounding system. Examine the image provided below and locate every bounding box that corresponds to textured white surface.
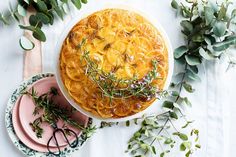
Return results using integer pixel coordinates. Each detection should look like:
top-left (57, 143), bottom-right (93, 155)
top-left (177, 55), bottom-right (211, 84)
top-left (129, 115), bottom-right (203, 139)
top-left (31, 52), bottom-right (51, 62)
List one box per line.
top-left (1, 0), bottom-right (236, 157)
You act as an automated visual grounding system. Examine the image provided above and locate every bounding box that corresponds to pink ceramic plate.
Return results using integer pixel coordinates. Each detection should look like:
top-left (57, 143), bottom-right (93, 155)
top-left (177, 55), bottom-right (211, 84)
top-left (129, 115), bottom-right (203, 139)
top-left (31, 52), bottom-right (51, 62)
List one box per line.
top-left (12, 96), bottom-right (66, 152)
top-left (18, 77), bottom-right (89, 147)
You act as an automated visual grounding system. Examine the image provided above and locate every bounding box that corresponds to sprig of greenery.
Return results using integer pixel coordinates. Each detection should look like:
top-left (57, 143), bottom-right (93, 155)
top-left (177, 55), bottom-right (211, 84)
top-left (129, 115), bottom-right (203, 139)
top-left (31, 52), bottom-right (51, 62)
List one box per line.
top-left (125, 65), bottom-right (200, 157)
top-left (81, 44), bottom-right (165, 102)
top-left (125, 113), bottom-right (200, 157)
top-left (0, 0), bottom-right (88, 50)
top-left (29, 117), bottom-right (43, 138)
top-left (22, 87), bottom-right (96, 139)
top-left (172, 0), bottom-right (236, 68)
top-left (126, 0), bottom-right (236, 156)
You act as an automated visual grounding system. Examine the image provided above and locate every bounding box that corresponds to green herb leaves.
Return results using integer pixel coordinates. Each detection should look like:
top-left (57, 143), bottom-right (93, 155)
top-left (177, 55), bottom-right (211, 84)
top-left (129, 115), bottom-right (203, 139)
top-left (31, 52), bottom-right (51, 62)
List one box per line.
top-left (81, 47), bottom-right (163, 101)
top-left (173, 132), bottom-right (188, 141)
top-left (204, 6), bottom-right (214, 25)
top-left (22, 87), bottom-right (96, 139)
top-left (126, 113), bottom-right (200, 157)
top-left (174, 46), bottom-right (188, 59)
top-left (172, 0), bottom-right (236, 70)
top-left (19, 25), bottom-right (46, 42)
top-left (72, 0), bottom-right (82, 9)
top-left (171, 0), bottom-right (179, 10)
top-left (162, 0), bottom-right (236, 156)
top-left (185, 55), bottom-right (201, 66)
top-left (0, 0), bottom-right (89, 50)
top-left (17, 4), bottom-right (27, 17)
top-left (19, 36), bottom-right (35, 51)
top-left (213, 35), bottom-right (236, 52)
top-left (213, 21), bottom-right (227, 37)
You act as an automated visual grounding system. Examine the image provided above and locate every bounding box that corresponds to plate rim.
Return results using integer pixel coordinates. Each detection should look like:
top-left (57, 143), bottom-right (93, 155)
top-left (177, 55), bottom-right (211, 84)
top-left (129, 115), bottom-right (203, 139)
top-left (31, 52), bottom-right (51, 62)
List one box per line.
top-left (5, 73), bottom-right (92, 157)
top-left (18, 76), bottom-right (88, 147)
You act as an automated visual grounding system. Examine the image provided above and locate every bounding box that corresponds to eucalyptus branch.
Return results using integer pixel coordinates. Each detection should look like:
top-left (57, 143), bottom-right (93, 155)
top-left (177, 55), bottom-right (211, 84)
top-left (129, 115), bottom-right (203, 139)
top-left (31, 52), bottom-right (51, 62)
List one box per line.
top-left (0, 0), bottom-right (88, 50)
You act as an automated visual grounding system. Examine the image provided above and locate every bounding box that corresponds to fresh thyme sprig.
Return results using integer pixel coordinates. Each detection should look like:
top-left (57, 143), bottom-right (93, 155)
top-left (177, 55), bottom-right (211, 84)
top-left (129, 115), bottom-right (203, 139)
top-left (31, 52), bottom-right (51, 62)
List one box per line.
top-left (21, 87), bottom-right (96, 139)
top-left (81, 48), bottom-right (164, 102)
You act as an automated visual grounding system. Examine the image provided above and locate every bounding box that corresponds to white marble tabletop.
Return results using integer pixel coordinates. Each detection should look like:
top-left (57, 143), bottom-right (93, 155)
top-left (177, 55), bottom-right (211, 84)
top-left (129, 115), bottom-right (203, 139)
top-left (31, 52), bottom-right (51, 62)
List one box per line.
top-left (1, 0), bottom-right (236, 157)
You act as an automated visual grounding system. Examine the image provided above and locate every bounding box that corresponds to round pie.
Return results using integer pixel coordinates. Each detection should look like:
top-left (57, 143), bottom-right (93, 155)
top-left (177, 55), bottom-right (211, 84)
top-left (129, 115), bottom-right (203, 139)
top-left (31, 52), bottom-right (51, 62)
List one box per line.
top-left (59, 9), bottom-right (169, 118)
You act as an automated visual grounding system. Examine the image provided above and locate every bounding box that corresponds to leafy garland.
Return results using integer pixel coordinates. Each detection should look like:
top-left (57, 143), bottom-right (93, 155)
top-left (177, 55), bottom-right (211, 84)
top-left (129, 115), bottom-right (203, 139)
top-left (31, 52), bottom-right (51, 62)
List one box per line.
top-left (0, 0), bottom-right (88, 50)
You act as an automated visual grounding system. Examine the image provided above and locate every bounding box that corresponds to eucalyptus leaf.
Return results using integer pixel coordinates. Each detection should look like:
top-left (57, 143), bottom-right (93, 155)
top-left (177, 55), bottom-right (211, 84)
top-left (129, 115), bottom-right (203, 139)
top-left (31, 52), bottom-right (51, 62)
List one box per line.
top-left (213, 35), bottom-right (236, 51)
top-left (162, 101), bottom-right (174, 109)
top-left (164, 138), bottom-right (173, 144)
top-left (29, 15), bottom-right (43, 28)
top-left (160, 152), bottom-right (165, 157)
top-left (204, 36), bottom-right (215, 45)
top-left (231, 9), bottom-right (236, 18)
top-left (192, 34), bottom-right (204, 42)
top-left (23, 0), bottom-right (29, 4)
top-left (0, 13), bottom-right (9, 25)
top-left (151, 146), bottom-right (156, 154)
top-left (213, 21), bottom-right (226, 37)
top-left (186, 69), bottom-right (201, 82)
top-left (35, 12), bottom-right (50, 24)
top-left (14, 12), bottom-right (21, 22)
top-left (185, 55), bottom-right (201, 66)
top-left (81, 0), bottom-right (88, 4)
top-left (180, 143), bottom-right (186, 151)
top-left (49, 0), bottom-right (64, 19)
top-left (199, 48), bottom-right (215, 60)
top-left (169, 112), bottom-right (178, 119)
top-left (19, 36), bottom-right (35, 51)
top-left (188, 65), bottom-right (198, 74)
top-left (186, 150), bottom-right (191, 157)
top-left (173, 132), bottom-right (188, 141)
top-left (44, 12), bottom-right (54, 25)
top-left (183, 141), bottom-right (192, 149)
top-left (183, 97), bottom-right (192, 106)
top-left (181, 20), bottom-right (193, 33)
top-left (37, 0), bottom-right (48, 12)
top-left (54, 7), bottom-right (64, 20)
top-left (171, 0), bottom-right (179, 9)
top-left (72, 0), bottom-right (82, 9)
top-left (182, 121), bottom-right (194, 129)
top-left (183, 82), bottom-right (195, 93)
top-left (171, 91), bottom-right (179, 97)
top-left (33, 27), bottom-right (46, 42)
top-left (60, 0), bottom-right (68, 3)
top-left (181, 5), bottom-right (192, 18)
top-left (174, 46), bottom-right (188, 59)
top-left (209, 1), bottom-right (219, 13)
top-left (204, 6), bottom-right (214, 25)
top-left (20, 25), bottom-right (46, 42)
top-left (195, 144), bottom-right (201, 149)
top-left (17, 4), bottom-right (27, 17)
top-left (218, 4), bottom-right (227, 20)
top-left (19, 25), bottom-right (36, 32)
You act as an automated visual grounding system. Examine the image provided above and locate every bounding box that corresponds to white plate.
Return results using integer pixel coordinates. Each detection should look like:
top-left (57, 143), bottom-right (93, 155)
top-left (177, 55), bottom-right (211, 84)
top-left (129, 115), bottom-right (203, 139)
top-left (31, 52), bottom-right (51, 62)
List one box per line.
top-left (5, 73), bottom-right (93, 157)
top-left (54, 5), bottom-right (174, 122)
